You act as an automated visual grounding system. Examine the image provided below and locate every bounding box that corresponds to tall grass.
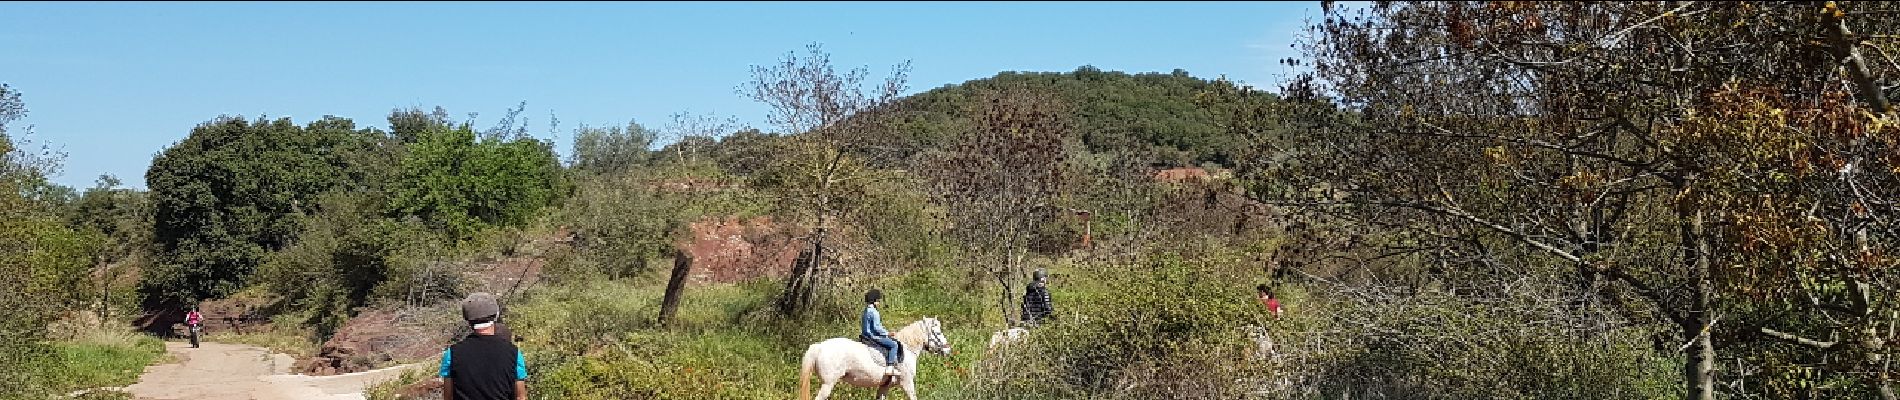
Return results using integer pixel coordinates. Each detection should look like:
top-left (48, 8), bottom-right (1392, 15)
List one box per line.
top-left (45, 325), bottom-right (166, 394)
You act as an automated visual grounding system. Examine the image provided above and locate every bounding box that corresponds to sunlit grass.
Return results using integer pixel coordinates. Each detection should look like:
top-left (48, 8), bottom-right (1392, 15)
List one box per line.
top-left (48, 326), bottom-right (166, 392)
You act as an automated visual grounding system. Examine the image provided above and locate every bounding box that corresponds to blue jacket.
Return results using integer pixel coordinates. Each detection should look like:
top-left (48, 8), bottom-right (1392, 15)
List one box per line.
top-left (862, 304), bottom-right (890, 339)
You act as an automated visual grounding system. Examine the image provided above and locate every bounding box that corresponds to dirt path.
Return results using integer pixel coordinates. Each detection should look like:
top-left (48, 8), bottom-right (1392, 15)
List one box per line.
top-left (122, 341), bottom-right (427, 400)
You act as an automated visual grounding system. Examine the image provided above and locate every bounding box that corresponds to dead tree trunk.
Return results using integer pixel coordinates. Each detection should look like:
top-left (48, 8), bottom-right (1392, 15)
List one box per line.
top-left (658, 252), bottom-right (693, 327)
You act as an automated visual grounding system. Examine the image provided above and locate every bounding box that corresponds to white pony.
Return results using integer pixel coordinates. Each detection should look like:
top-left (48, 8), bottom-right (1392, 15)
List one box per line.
top-left (798, 317), bottom-right (953, 400)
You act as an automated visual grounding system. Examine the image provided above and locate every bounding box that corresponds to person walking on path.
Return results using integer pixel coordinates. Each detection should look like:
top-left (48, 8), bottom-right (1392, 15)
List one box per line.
top-left (439, 292), bottom-right (527, 400)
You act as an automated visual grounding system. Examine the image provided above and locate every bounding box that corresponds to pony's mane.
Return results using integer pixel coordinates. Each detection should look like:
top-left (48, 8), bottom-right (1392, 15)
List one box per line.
top-left (892, 318), bottom-right (933, 349)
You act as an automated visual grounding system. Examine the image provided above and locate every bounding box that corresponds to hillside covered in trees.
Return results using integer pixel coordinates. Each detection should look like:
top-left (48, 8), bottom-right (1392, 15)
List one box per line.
top-left (862, 67), bottom-right (1271, 172)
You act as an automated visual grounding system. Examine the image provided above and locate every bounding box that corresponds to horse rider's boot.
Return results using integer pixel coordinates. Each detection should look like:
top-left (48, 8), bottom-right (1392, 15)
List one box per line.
top-left (885, 365), bottom-right (900, 377)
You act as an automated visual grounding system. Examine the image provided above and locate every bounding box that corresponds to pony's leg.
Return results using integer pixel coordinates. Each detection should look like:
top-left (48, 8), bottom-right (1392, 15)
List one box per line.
top-left (814, 381), bottom-right (839, 400)
top-left (875, 383), bottom-right (892, 400)
top-left (902, 375), bottom-right (919, 400)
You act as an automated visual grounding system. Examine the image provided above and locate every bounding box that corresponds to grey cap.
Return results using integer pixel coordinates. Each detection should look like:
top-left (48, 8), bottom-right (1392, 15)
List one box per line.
top-left (462, 292), bottom-right (500, 322)
top-left (1033, 268), bottom-right (1048, 281)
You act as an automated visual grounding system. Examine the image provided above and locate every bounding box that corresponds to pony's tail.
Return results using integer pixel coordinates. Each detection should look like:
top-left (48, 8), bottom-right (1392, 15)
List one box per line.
top-left (798, 348), bottom-right (815, 400)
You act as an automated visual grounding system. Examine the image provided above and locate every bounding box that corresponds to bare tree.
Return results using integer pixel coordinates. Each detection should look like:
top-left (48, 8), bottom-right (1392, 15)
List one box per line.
top-left (923, 86), bottom-right (1070, 327)
top-left (660, 111), bottom-right (742, 165)
top-left (740, 43), bottom-right (911, 316)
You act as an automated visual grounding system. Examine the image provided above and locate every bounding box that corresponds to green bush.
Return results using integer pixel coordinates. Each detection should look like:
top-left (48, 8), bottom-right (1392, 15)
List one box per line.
top-left (389, 121), bottom-right (565, 241)
top-left (255, 191), bottom-right (438, 339)
top-left (551, 165), bottom-right (769, 281)
top-left (528, 329), bottom-right (788, 400)
top-left (0, 185), bottom-right (106, 400)
top-left (509, 276), bottom-right (785, 400)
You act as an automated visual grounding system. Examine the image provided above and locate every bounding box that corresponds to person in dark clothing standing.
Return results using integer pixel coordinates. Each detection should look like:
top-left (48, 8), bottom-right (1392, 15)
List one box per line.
top-left (1021, 268), bottom-right (1055, 328)
top-left (440, 292), bottom-right (527, 400)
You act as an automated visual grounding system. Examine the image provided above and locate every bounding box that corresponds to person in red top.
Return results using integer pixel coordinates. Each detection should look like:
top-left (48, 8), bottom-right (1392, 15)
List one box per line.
top-left (184, 306), bottom-right (205, 348)
top-left (1256, 284), bottom-right (1282, 320)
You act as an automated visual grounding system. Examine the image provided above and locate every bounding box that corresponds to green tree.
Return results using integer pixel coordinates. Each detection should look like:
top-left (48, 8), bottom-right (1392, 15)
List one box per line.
top-left (388, 106), bottom-right (452, 144)
top-left (556, 170), bottom-right (685, 280)
top-left (142, 115), bottom-right (384, 306)
top-left (66, 174), bottom-right (153, 324)
top-left (388, 119), bottom-right (564, 241)
top-left (0, 83), bottom-right (105, 397)
top-left (569, 120), bottom-right (656, 174)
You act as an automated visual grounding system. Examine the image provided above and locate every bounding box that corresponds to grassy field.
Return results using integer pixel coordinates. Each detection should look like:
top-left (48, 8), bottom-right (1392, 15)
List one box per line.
top-left (494, 239), bottom-right (1290, 400)
top-left (505, 262), bottom-right (1016, 400)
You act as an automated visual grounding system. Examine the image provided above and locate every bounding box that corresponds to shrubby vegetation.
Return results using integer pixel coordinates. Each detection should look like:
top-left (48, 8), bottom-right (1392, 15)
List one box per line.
top-left (15, 3), bottom-right (1900, 398)
top-left (0, 84), bottom-right (161, 400)
top-left (1247, 2), bottom-right (1900, 398)
top-left (553, 161), bottom-right (770, 281)
top-left (965, 246), bottom-right (1270, 399)
top-left (253, 191), bottom-right (439, 338)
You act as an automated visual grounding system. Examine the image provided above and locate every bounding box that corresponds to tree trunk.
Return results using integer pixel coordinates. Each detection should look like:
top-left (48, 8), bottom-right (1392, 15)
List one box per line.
top-left (1857, 273), bottom-right (1896, 400)
top-left (997, 266), bottom-right (1016, 328)
top-left (1692, 315), bottom-right (1715, 400)
top-left (658, 252), bottom-right (693, 327)
top-left (778, 243), bottom-right (819, 317)
top-left (1883, 311), bottom-right (1897, 400)
top-left (775, 152), bottom-right (840, 317)
top-left (802, 239), bottom-right (822, 311)
top-left (98, 259), bottom-right (109, 328)
top-left (1680, 208), bottom-right (1716, 400)
top-left (1869, 323), bottom-right (1895, 400)
top-left (997, 229), bottom-right (1023, 328)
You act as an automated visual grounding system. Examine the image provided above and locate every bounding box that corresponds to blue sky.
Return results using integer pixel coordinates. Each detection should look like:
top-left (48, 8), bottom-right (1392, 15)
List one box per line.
top-left (1, 1), bottom-right (1318, 189)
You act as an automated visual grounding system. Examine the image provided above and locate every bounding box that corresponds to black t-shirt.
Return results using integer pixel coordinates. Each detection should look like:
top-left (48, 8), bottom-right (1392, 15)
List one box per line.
top-left (440, 334), bottom-right (525, 400)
